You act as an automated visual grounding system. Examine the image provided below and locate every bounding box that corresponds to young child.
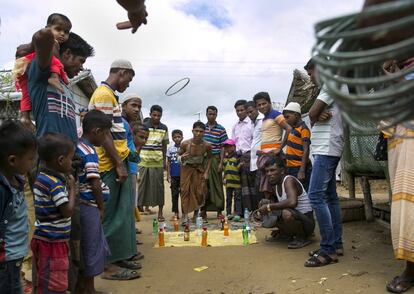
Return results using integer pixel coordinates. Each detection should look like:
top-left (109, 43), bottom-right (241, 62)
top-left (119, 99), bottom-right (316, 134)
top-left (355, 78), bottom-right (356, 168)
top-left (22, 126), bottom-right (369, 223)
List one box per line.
top-left (167, 129), bottom-right (183, 220)
top-left (282, 102), bottom-right (312, 191)
top-left (76, 110), bottom-right (112, 294)
top-left (131, 122), bottom-right (149, 240)
top-left (13, 13), bottom-right (72, 130)
top-left (31, 133), bottom-right (76, 294)
top-left (0, 121), bottom-right (37, 294)
top-left (132, 123), bottom-right (150, 153)
top-left (179, 122), bottom-right (212, 225)
top-left (222, 139), bottom-right (242, 221)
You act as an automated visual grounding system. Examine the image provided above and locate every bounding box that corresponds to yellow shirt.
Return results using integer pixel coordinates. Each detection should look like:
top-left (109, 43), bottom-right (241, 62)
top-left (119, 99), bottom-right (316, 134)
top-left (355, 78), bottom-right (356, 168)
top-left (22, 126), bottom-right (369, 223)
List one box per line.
top-left (261, 109), bottom-right (285, 152)
top-left (88, 84), bottom-right (129, 172)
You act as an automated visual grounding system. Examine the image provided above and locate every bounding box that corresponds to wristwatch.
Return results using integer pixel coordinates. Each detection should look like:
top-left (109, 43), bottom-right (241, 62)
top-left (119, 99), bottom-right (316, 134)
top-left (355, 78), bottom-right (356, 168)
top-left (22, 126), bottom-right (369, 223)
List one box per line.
top-left (267, 204), bottom-right (271, 212)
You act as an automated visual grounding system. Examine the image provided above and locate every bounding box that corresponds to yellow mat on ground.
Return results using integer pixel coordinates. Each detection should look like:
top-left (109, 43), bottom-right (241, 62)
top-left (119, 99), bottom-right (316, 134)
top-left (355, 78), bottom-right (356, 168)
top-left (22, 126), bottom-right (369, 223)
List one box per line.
top-left (154, 229), bottom-right (257, 248)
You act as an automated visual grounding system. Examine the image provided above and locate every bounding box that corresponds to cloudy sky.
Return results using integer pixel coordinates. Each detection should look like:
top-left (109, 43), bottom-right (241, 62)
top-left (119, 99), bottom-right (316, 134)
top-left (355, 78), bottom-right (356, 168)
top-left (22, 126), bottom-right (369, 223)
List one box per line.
top-left (0, 0), bottom-right (362, 138)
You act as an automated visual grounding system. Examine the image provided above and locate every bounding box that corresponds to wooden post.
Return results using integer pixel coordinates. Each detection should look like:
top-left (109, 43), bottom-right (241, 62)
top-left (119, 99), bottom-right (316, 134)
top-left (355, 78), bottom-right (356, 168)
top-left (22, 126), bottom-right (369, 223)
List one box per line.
top-left (360, 176), bottom-right (374, 222)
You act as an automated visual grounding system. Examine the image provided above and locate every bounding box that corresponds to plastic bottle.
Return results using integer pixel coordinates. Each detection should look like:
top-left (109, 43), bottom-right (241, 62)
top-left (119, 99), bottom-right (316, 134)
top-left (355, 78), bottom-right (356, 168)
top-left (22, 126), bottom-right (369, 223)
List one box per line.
top-left (184, 224), bottom-right (190, 241)
top-left (244, 208), bottom-right (251, 238)
top-left (242, 224), bottom-right (249, 246)
top-left (158, 228), bottom-right (165, 247)
top-left (219, 214), bottom-right (225, 230)
top-left (173, 215), bottom-right (179, 232)
top-left (244, 208), bottom-right (250, 224)
top-left (201, 227), bottom-right (208, 246)
top-left (196, 211), bottom-right (203, 236)
top-left (159, 221), bottom-right (166, 231)
top-left (152, 218), bottom-right (158, 236)
top-left (223, 217), bottom-right (229, 237)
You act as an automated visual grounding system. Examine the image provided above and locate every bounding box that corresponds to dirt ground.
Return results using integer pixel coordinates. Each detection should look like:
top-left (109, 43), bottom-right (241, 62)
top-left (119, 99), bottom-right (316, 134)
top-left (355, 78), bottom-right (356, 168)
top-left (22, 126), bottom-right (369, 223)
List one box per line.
top-left (95, 180), bottom-right (407, 294)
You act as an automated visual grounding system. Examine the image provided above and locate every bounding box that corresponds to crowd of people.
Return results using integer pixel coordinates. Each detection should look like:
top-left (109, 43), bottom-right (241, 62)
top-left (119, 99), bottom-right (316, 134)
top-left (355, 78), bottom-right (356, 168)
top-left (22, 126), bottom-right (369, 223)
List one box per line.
top-left (0, 8), bottom-right (346, 292)
top-left (0, 9), bottom-right (344, 291)
top-left (1, 0), bottom-right (414, 293)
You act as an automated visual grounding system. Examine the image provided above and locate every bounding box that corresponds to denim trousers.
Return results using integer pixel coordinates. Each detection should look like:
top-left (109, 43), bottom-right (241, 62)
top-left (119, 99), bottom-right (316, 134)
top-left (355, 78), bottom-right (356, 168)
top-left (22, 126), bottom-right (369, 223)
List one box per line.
top-left (0, 259), bottom-right (23, 294)
top-left (308, 155), bottom-right (343, 254)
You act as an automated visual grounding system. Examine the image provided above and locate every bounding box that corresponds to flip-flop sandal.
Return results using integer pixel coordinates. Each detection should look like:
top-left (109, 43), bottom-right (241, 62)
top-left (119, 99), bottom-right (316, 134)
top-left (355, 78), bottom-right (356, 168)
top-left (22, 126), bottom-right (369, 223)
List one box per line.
top-left (136, 240), bottom-right (143, 245)
top-left (158, 216), bottom-right (165, 222)
top-left (128, 253), bottom-right (144, 261)
top-left (288, 239), bottom-right (312, 249)
top-left (304, 253), bottom-right (338, 267)
top-left (309, 248), bottom-right (344, 257)
top-left (386, 276), bottom-right (414, 293)
top-left (101, 268), bottom-right (141, 280)
top-left (135, 228), bottom-right (142, 234)
top-left (115, 260), bottom-right (142, 270)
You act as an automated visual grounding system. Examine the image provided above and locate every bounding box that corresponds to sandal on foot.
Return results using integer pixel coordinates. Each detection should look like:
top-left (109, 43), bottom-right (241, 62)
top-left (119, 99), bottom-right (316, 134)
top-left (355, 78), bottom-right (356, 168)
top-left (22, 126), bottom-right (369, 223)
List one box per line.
top-left (309, 248), bottom-right (344, 257)
top-left (115, 260), bottom-right (142, 270)
top-left (158, 216), bottom-right (165, 222)
top-left (101, 268), bottom-right (141, 280)
top-left (136, 240), bottom-right (143, 245)
top-left (128, 253), bottom-right (144, 261)
top-left (386, 276), bottom-right (414, 293)
top-left (135, 228), bottom-right (142, 234)
top-left (304, 253), bottom-right (338, 267)
top-left (288, 239), bottom-right (312, 249)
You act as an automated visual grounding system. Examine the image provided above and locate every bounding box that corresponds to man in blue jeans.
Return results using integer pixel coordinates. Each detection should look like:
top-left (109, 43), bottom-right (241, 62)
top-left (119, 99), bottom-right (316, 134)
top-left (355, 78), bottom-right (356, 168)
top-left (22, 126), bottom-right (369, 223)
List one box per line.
top-left (304, 59), bottom-right (345, 267)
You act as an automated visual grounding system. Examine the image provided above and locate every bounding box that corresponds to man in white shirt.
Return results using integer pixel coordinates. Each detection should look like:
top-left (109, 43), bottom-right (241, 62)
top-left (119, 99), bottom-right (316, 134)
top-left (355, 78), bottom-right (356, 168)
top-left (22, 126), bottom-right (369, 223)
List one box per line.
top-left (246, 101), bottom-right (264, 209)
top-left (231, 100), bottom-right (254, 213)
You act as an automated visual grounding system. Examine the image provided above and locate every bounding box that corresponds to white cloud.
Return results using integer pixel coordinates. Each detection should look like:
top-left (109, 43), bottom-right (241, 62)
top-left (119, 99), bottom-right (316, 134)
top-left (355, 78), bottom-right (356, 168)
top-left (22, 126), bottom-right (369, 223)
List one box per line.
top-left (0, 0), bottom-right (363, 138)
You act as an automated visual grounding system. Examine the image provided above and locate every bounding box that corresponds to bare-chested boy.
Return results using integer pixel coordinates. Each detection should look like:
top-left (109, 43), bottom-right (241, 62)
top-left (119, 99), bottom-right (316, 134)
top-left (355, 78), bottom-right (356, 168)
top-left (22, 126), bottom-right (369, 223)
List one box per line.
top-left (178, 121), bottom-right (213, 225)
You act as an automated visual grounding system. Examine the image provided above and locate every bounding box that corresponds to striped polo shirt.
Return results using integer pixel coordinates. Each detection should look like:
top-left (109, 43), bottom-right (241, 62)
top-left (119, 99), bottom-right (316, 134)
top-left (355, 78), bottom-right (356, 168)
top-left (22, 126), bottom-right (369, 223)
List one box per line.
top-left (261, 109), bottom-right (285, 151)
top-left (203, 122), bottom-right (228, 155)
top-left (89, 83), bottom-right (130, 172)
top-left (286, 121), bottom-right (311, 168)
top-left (139, 120), bottom-right (169, 168)
top-left (76, 139), bottom-right (110, 204)
top-left (28, 58), bottom-right (77, 142)
top-left (33, 169), bottom-right (71, 241)
top-left (223, 157), bottom-right (241, 189)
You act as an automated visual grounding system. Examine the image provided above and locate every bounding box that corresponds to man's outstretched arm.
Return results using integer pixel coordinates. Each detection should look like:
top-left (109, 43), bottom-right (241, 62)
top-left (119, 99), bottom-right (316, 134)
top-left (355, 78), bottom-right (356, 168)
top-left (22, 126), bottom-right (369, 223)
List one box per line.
top-left (116, 0), bottom-right (148, 33)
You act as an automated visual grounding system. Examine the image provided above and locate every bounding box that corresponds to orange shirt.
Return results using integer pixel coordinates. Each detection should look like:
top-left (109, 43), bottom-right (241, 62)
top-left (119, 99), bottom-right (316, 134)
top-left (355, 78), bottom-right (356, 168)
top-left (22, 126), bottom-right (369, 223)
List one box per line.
top-left (286, 121), bottom-right (311, 168)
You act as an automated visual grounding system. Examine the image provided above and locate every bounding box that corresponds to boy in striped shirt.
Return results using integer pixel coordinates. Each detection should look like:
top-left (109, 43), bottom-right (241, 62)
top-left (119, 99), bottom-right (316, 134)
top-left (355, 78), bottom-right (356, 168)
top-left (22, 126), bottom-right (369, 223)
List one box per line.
top-left (282, 102), bottom-right (312, 191)
top-left (76, 110), bottom-right (112, 294)
top-left (32, 133), bottom-right (76, 294)
top-left (222, 139), bottom-right (242, 221)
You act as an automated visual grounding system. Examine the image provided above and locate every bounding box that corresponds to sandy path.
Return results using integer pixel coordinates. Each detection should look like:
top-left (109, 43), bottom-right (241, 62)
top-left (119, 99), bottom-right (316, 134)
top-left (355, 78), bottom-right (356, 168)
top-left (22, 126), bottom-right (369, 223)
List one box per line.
top-left (95, 180), bottom-right (405, 294)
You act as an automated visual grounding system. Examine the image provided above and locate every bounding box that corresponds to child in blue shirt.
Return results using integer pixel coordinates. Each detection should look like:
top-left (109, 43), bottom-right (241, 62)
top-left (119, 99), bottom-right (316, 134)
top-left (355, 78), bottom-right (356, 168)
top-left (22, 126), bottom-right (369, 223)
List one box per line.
top-left (166, 129), bottom-right (183, 219)
top-left (0, 121), bottom-right (37, 294)
top-left (76, 110), bottom-right (112, 294)
top-left (32, 133), bottom-right (76, 294)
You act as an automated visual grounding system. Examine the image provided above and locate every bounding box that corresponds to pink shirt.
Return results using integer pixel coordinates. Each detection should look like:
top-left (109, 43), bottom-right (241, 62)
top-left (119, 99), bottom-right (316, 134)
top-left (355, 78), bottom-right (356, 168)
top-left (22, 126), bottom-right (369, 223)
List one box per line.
top-left (231, 116), bottom-right (253, 153)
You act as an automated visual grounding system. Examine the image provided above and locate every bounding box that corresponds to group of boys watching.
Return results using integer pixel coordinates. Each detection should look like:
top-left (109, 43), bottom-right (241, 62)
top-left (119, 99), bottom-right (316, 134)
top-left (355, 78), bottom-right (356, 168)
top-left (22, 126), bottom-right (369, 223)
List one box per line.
top-left (163, 59), bottom-right (345, 269)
